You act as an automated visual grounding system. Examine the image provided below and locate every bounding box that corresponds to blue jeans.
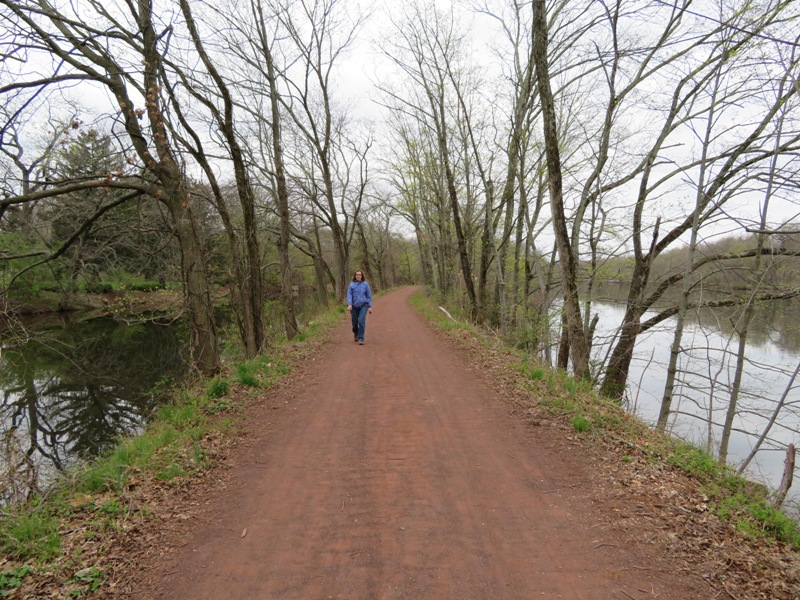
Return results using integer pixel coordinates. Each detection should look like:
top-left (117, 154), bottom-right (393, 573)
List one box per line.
top-left (351, 305), bottom-right (369, 341)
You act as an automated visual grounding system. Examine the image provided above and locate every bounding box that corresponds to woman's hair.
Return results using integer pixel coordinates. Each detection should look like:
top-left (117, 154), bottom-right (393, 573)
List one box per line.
top-left (352, 270), bottom-right (366, 282)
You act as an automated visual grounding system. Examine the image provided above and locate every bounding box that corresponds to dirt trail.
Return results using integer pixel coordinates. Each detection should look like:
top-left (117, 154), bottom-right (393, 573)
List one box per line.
top-left (142, 287), bottom-right (707, 599)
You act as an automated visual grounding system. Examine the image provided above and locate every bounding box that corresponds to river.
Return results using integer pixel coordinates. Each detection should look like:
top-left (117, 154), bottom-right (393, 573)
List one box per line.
top-left (590, 292), bottom-right (800, 509)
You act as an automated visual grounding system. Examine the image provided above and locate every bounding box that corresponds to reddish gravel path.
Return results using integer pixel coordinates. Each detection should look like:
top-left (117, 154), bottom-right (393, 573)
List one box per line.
top-left (144, 287), bottom-right (706, 599)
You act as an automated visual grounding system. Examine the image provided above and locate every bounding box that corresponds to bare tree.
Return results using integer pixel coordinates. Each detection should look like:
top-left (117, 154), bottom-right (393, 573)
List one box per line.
top-left (381, 1), bottom-right (478, 318)
top-left (658, 46), bottom-right (730, 432)
top-left (385, 114), bottom-right (452, 294)
top-left (267, 0), bottom-right (367, 303)
top-left (533, 0), bottom-right (590, 379)
top-left (257, 3), bottom-right (301, 339)
top-left (718, 38), bottom-right (798, 462)
top-left (0, 0), bottom-right (220, 373)
top-left (174, 0), bottom-right (268, 354)
top-left (561, 0), bottom-right (800, 398)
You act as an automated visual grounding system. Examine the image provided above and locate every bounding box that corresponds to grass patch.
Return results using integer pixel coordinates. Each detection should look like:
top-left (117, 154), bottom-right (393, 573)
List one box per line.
top-left (74, 420), bottom-right (191, 495)
top-left (513, 361), bottom-right (546, 382)
top-left (572, 415), bottom-right (591, 432)
top-left (408, 289), bottom-right (472, 332)
top-left (711, 491), bottom-right (800, 546)
top-left (234, 362), bottom-right (260, 387)
top-left (664, 445), bottom-right (800, 546)
top-left (231, 354), bottom-right (291, 390)
top-left (0, 509), bottom-right (60, 562)
top-left (563, 377), bottom-right (579, 395)
top-left (0, 300), bottom-right (343, 592)
top-left (666, 443), bottom-right (729, 481)
top-left (230, 353), bottom-right (292, 390)
top-left (206, 377), bottom-right (230, 398)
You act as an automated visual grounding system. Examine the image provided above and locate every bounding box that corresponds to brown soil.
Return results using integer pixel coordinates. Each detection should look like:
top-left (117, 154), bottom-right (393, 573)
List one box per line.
top-left (115, 286), bottom-right (755, 600)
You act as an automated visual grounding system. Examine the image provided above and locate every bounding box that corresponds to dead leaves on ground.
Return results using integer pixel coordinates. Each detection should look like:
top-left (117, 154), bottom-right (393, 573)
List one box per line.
top-left (434, 321), bottom-right (800, 600)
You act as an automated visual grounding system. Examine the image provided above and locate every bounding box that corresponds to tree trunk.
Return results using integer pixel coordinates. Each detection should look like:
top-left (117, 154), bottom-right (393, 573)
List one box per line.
top-left (356, 219), bottom-right (373, 282)
top-left (598, 264), bottom-right (648, 398)
top-left (720, 70), bottom-right (790, 462)
top-left (511, 173), bottom-right (527, 329)
top-left (477, 181), bottom-right (494, 320)
top-left (139, 4), bottom-right (219, 374)
top-left (658, 65), bottom-right (722, 430)
top-left (162, 187), bottom-right (219, 374)
top-left (444, 157), bottom-right (477, 318)
top-left (773, 445), bottom-right (796, 508)
top-left (260, 19), bottom-right (299, 339)
top-left (532, 0), bottom-right (589, 380)
top-left (180, 0), bottom-right (265, 355)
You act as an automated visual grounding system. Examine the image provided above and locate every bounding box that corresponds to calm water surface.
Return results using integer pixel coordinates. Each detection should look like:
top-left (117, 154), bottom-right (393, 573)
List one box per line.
top-left (590, 295), bottom-right (800, 508)
top-left (0, 316), bottom-right (187, 501)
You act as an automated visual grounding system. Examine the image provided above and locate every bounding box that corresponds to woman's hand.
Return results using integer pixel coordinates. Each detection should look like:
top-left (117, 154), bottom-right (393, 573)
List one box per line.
top-left (368, 308), bottom-right (373, 314)
top-left (347, 305), bottom-right (352, 312)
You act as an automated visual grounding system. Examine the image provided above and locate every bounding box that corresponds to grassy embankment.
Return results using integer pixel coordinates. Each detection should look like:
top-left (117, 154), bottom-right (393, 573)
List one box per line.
top-left (411, 288), bottom-right (800, 596)
top-left (0, 303), bottom-right (347, 597)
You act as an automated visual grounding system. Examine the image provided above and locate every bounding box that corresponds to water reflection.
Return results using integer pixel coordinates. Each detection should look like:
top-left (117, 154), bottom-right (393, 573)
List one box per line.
top-left (0, 318), bottom-right (187, 502)
top-left (588, 292), bottom-right (800, 509)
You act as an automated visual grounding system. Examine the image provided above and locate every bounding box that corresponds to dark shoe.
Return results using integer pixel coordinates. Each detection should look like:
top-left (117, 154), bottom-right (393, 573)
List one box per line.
top-left (354, 335), bottom-right (358, 342)
top-left (358, 340), bottom-right (364, 345)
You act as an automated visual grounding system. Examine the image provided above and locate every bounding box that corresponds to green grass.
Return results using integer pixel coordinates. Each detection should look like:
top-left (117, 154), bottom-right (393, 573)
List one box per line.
top-left (97, 497), bottom-right (124, 517)
top-left (513, 362), bottom-right (546, 382)
top-left (73, 421), bottom-right (191, 495)
top-left (711, 491), bottom-right (800, 546)
top-left (0, 510), bottom-right (60, 562)
top-left (206, 377), bottom-right (230, 398)
top-left (663, 445), bottom-right (800, 546)
top-left (408, 290), bottom-right (472, 332)
top-left (232, 355), bottom-right (291, 389)
top-left (563, 377), bottom-right (579, 394)
top-left (0, 565), bottom-right (31, 596)
top-left (666, 443), bottom-right (728, 481)
top-left (234, 362), bottom-right (260, 387)
top-left (572, 416), bottom-right (591, 432)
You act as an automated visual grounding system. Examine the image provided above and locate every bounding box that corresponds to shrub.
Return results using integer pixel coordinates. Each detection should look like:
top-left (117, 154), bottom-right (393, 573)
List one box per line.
top-left (84, 282), bottom-right (114, 294)
top-left (206, 377), bottom-right (230, 398)
top-left (130, 281), bottom-right (161, 292)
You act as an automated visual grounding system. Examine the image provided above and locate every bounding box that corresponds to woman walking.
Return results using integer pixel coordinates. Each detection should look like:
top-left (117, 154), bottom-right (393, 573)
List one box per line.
top-left (346, 270), bottom-right (373, 345)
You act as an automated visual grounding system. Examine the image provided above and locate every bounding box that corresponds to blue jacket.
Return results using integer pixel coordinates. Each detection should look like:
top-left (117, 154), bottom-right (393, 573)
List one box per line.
top-left (347, 280), bottom-right (373, 308)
